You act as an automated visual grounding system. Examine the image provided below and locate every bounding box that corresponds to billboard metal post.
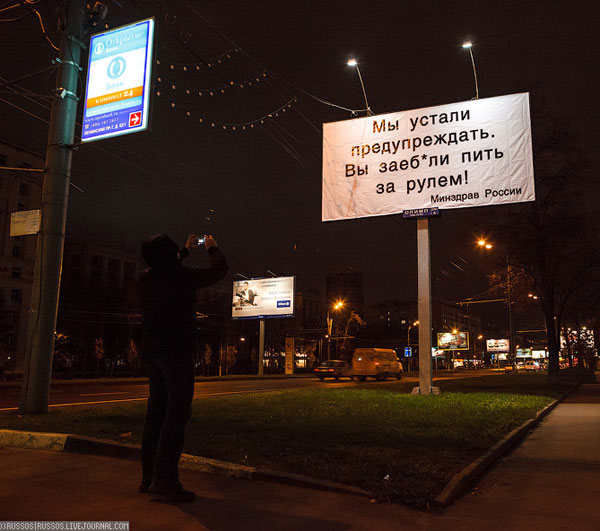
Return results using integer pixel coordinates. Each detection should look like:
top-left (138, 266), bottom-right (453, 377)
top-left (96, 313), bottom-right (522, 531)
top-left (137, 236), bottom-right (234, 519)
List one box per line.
top-left (258, 318), bottom-right (265, 376)
top-left (19, 0), bottom-right (87, 414)
top-left (413, 218), bottom-right (440, 395)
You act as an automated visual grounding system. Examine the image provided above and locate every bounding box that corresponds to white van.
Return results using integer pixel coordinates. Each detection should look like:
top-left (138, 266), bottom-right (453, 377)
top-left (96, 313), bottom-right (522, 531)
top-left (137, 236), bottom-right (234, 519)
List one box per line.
top-left (352, 348), bottom-right (403, 381)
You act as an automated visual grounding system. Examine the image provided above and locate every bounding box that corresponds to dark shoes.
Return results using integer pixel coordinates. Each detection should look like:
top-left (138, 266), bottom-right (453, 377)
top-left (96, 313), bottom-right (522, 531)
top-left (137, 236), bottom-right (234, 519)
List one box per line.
top-left (147, 482), bottom-right (196, 503)
top-left (139, 479), bottom-right (152, 493)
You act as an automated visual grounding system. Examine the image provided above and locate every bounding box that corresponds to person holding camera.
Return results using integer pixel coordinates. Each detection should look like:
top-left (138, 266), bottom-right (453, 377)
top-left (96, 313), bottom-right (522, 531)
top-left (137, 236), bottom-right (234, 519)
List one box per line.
top-left (139, 233), bottom-right (228, 503)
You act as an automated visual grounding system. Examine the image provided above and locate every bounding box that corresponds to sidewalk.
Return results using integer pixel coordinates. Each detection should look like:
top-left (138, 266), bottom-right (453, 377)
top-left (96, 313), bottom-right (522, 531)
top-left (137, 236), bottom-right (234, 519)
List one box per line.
top-left (1, 383), bottom-right (599, 530)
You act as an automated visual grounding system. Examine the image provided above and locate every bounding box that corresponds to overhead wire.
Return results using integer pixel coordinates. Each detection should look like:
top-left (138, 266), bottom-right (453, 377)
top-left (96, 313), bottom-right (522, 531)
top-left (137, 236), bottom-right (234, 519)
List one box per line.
top-left (175, 0), bottom-right (363, 176)
top-left (130, 0), bottom-right (315, 170)
top-left (0, 76), bottom-right (218, 211)
top-left (178, 0), bottom-right (366, 116)
top-left (154, 0), bottom-right (323, 166)
top-left (0, 0), bottom-right (40, 14)
top-left (0, 2), bottom-right (59, 51)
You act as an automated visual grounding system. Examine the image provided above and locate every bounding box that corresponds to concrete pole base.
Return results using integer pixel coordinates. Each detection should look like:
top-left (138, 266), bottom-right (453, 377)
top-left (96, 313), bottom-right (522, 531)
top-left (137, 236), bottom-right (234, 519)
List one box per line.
top-left (411, 386), bottom-right (441, 395)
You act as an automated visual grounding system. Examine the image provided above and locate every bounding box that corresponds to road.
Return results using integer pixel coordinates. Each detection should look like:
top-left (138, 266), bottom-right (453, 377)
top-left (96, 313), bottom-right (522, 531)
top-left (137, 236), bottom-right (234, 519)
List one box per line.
top-left (0, 369), bottom-right (499, 411)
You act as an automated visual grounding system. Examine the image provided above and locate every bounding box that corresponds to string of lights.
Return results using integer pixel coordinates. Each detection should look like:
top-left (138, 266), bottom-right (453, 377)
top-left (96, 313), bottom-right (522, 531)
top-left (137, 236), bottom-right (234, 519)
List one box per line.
top-left (155, 65), bottom-right (268, 96)
top-left (159, 93), bottom-right (298, 131)
top-left (130, 1), bottom-right (318, 171)
top-left (160, 46), bottom-right (240, 70)
top-left (178, 0), bottom-right (366, 117)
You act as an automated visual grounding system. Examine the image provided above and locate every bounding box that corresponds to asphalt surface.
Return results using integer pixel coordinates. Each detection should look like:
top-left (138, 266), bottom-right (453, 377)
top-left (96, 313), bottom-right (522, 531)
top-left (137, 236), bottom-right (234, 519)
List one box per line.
top-left (0, 370), bottom-right (499, 410)
top-left (1, 380), bottom-right (599, 530)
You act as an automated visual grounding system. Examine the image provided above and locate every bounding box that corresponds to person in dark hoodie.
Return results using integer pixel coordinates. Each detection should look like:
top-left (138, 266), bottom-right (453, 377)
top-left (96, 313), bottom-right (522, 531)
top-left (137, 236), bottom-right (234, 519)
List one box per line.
top-left (139, 233), bottom-right (228, 502)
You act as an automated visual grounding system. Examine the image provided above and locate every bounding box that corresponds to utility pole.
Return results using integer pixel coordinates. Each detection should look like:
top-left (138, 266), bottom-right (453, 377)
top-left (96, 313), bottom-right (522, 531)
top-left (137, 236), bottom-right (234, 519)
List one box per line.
top-left (20, 0), bottom-right (87, 414)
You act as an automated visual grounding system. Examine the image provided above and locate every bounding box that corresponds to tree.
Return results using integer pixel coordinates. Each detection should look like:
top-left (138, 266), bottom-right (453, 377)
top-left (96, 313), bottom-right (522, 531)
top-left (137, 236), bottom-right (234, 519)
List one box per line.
top-left (477, 106), bottom-right (600, 381)
top-left (53, 332), bottom-right (77, 373)
top-left (340, 311), bottom-right (367, 358)
top-left (203, 343), bottom-right (212, 375)
top-left (94, 337), bottom-right (105, 377)
top-left (127, 338), bottom-right (141, 377)
top-left (221, 344), bottom-right (237, 375)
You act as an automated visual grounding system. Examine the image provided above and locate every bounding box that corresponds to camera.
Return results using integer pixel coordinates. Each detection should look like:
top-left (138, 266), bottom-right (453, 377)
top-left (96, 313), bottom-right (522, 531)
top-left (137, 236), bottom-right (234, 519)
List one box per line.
top-left (197, 236), bottom-right (206, 246)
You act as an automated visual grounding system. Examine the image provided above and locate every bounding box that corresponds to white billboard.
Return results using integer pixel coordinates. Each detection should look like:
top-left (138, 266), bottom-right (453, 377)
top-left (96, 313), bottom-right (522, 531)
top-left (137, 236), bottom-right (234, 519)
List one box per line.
top-left (322, 93), bottom-right (534, 221)
top-left (82, 18), bottom-right (155, 142)
top-left (486, 339), bottom-right (510, 352)
top-left (232, 277), bottom-right (295, 319)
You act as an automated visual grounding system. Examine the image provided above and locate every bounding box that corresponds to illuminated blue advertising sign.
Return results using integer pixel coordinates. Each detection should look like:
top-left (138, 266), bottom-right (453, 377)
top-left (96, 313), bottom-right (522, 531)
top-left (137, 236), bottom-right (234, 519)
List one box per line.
top-left (82, 18), bottom-right (155, 142)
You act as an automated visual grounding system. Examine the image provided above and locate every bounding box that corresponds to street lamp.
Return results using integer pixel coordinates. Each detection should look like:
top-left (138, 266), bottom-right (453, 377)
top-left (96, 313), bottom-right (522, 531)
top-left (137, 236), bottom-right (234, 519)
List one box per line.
top-left (462, 41), bottom-right (479, 100)
top-left (347, 58), bottom-right (373, 116)
top-left (477, 238), bottom-right (516, 368)
top-left (326, 300), bottom-right (344, 360)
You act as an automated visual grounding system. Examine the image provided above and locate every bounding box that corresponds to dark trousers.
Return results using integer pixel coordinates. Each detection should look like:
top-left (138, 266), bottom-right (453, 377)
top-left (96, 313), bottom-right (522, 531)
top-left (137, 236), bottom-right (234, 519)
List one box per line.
top-left (141, 352), bottom-right (195, 487)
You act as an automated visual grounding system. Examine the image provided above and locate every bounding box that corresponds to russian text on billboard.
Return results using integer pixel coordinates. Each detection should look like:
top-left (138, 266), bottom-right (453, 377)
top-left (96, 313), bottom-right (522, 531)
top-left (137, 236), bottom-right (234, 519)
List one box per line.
top-left (322, 93), bottom-right (535, 221)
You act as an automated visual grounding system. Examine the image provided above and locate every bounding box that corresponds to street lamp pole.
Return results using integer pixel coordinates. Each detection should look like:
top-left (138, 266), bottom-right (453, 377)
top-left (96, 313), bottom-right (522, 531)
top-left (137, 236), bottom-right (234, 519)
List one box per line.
top-left (407, 321), bottom-right (419, 372)
top-left (326, 301), bottom-right (343, 360)
top-left (462, 42), bottom-right (479, 100)
top-left (478, 239), bottom-right (515, 367)
top-left (347, 59), bottom-right (373, 116)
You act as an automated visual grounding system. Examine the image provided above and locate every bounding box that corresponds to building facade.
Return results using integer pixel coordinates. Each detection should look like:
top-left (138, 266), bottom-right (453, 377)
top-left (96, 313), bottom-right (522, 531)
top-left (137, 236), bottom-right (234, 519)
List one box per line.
top-left (0, 140), bottom-right (43, 376)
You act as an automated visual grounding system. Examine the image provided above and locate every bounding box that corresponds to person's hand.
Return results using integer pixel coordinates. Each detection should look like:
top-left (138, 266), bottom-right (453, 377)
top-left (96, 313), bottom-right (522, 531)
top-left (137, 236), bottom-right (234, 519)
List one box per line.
top-left (204, 235), bottom-right (217, 249)
top-left (185, 234), bottom-right (199, 251)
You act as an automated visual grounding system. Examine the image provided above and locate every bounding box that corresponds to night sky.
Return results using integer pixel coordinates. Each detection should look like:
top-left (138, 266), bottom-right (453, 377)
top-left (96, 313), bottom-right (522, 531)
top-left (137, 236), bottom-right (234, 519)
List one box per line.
top-left (1, 0), bottom-right (599, 322)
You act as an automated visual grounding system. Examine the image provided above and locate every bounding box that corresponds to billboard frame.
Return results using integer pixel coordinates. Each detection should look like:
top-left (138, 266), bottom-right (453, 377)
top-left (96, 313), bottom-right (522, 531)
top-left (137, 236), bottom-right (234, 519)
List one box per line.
top-left (81, 17), bottom-right (155, 143)
top-left (231, 276), bottom-right (296, 320)
top-left (437, 332), bottom-right (470, 351)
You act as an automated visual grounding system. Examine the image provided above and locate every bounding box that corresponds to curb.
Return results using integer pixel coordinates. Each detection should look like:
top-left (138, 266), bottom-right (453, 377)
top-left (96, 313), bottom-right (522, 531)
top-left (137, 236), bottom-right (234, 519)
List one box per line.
top-left (0, 429), bottom-right (374, 499)
top-left (433, 382), bottom-right (580, 509)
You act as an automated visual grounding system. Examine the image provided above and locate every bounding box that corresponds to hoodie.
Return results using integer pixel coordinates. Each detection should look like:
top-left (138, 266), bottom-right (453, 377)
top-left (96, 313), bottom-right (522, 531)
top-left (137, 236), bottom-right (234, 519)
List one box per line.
top-left (140, 234), bottom-right (228, 360)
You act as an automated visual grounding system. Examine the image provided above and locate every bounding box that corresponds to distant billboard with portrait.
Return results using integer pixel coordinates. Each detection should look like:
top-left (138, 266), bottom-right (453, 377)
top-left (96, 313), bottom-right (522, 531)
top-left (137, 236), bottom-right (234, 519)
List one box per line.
top-left (232, 277), bottom-right (295, 320)
top-left (437, 332), bottom-right (469, 350)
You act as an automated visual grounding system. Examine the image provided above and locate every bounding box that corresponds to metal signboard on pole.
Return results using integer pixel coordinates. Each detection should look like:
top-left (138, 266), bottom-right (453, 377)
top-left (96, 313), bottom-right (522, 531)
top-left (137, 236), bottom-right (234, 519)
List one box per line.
top-left (232, 277), bottom-right (295, 320)
top-left (232, 276), bottom-right (295, 376)
top-left (81, 18), bottom-right (155, 142)
top-left (322, 93), bottom-right (535, 395)
top-left (10, 210), bottom-right (41, 237)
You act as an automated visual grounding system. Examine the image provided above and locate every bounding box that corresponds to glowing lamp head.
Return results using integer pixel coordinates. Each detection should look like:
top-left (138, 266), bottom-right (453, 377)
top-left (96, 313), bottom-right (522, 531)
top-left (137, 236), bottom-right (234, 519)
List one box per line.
top-left (462, 42), bottom-right (473, 49)
top-left (347, 58), bottom-right (357, 67)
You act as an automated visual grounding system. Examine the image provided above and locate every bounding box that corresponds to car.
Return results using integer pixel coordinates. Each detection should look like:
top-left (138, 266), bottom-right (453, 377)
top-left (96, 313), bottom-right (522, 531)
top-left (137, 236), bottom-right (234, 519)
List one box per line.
top-left (314, 360), bottom-right (351, 380)
top-left (524, 360), bottom-right (540, 371)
